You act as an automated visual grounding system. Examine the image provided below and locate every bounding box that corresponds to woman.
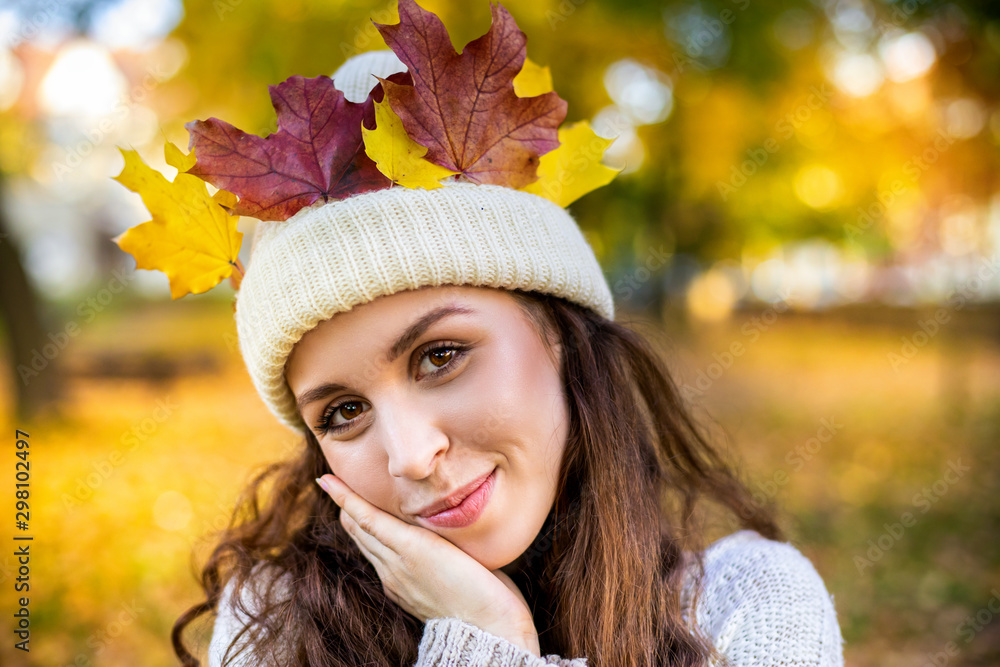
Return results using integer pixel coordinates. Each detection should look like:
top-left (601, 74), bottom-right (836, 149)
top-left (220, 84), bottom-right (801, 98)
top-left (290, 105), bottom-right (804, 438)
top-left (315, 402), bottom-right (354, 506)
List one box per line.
top-left (161, 11), bottom-right (845, 665)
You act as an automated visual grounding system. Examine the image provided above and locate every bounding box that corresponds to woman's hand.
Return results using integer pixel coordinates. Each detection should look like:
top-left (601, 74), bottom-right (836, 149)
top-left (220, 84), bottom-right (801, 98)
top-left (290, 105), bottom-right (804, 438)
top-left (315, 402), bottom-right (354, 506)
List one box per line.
top-left (316, 474), bottom-right (541, 657)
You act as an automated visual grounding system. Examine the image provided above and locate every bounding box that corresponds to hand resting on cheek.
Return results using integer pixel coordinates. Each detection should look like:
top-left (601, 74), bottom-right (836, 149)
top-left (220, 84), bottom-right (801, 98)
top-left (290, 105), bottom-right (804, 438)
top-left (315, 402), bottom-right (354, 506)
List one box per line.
top-left (316, 473), bottom-right (542, 658)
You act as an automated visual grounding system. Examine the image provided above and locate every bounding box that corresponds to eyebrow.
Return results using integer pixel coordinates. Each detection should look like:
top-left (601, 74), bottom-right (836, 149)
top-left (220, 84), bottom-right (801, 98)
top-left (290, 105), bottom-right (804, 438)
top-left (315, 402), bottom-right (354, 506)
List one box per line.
top-left (294, 304), bottom-right (476, 411)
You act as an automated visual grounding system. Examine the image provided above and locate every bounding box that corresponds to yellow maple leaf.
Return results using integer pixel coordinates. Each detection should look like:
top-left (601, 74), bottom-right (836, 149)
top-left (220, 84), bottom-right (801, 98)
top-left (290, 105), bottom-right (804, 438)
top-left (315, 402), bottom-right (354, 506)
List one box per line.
top-left (513, 56), bottom-right (554, 97)
top-left (112, 141), bottom-right (244, 299)
top-left (164, 140), bottom-right (196, 172)
top-left (521, 121), bottom-right (621, 207)
top-left (163, 140), bottom-right (240, 209)
top-left (362, 97), bottom-right (458, 189)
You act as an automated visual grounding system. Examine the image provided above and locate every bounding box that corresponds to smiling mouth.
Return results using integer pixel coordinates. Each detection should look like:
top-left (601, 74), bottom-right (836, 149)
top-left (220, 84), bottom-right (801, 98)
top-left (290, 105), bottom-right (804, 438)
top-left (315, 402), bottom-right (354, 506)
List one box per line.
top-left (415, 467), bottom-right (496, 518)
top-left (417, 467), bottom-right (498, 529)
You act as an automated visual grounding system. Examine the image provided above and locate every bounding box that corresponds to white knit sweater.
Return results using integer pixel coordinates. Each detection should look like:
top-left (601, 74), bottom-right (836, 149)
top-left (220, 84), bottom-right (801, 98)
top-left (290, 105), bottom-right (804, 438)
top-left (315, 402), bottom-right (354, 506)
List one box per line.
top-left (207, 530), bottom-right (844, 666)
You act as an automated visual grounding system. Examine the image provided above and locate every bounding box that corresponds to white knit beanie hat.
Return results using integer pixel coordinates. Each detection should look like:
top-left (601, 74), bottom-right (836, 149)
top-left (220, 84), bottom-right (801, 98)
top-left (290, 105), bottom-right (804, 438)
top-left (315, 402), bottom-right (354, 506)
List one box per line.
top-left (234, 50), bottom-right (615, 434)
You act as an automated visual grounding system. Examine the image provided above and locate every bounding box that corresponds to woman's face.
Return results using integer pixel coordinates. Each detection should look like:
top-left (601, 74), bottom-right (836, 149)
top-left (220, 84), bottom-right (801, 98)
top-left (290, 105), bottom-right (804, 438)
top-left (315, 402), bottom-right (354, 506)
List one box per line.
top-left (284, 285), bottom-right (568, 571)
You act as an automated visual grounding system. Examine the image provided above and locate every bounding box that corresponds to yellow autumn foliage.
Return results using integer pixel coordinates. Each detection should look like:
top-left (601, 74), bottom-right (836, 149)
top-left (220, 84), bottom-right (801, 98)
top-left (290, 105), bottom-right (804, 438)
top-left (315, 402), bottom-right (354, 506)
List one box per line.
top-left (112, 142), bottom-right (244, 299)
top-left (512, 56), bottom-right (554, 98)
top-left (521, 121), bottom-right (621, 207)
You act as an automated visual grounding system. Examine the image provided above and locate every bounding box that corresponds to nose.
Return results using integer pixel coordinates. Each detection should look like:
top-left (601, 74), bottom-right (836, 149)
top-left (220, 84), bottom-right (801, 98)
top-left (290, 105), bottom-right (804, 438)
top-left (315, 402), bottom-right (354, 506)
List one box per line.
top-left (379, 398), bottom-right (449, 480)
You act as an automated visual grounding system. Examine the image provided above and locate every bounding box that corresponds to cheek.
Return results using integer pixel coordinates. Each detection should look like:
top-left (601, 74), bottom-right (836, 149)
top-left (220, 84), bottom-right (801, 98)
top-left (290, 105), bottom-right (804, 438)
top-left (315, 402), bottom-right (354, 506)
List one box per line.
top-left (513, 346), bottom-right (569, 481)
top-left (433, 358), bottom-right (520, 446)
top-left (320, 445), bottom-right (397, 511)
top-left (451, 342), bottom-right (567, 465)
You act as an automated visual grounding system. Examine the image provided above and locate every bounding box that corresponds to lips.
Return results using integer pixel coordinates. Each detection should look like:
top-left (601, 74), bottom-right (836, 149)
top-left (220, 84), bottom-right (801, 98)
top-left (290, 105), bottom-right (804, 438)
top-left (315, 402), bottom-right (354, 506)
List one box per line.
top-left (418, 468), bottom-right (497, 529)
top-left (415, 468), bottom-right (496, 518)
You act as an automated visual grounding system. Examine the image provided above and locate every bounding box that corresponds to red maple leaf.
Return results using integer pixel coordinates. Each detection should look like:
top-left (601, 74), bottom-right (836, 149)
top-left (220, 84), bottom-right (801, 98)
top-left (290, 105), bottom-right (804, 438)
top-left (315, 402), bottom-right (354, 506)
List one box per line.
top-left (185, 75), bottom-right (391, 222)
top-left (374, 0), bottom-right (568, 189)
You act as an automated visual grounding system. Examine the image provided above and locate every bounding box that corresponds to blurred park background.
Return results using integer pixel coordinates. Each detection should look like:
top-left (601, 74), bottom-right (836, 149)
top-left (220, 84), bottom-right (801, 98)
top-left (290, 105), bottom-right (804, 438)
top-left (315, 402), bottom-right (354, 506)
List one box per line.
top-left (0, 0), bottom-right (998, 665)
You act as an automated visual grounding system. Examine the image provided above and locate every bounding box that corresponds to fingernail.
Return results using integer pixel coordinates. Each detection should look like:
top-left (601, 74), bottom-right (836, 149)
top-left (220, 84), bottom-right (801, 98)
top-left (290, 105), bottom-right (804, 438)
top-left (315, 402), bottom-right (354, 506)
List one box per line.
top-left (315, 476), bottom-right (330, 493)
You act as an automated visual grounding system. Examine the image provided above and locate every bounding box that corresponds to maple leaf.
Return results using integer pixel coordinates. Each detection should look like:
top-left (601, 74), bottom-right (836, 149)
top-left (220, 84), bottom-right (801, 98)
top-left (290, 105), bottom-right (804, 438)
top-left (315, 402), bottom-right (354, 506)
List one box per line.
top-left (362, 94), bottom-right (460, 188)
top-left (512, 56), bottom-right (554, 98)
top-left (185, 75), bottom-right (391, 222)
top-left (164, 140), bottom-right (197, 173)
top-left (112, 141), bottom-right (244, 299)
top-left (375, 0), bottom-right (567, 189)
top-left (521, 121), bottom-right (621, 207)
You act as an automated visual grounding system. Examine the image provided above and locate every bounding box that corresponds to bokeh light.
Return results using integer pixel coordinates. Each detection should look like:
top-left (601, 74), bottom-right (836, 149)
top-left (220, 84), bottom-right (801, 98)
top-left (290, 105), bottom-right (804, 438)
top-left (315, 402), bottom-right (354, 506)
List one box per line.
top-left (794, 164), bottom-right (842, 209)
top-left (39, 40), bottom-right (126, 117)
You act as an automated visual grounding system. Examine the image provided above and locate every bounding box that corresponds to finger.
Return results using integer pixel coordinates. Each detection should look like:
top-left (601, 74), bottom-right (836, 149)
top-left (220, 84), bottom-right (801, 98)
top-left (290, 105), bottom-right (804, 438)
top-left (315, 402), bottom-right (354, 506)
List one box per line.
top-left (340, 513), bottom-right (409, 607)
top-left (340, 510), bottom-right (390, 567)
top-left (318, 475), bottom-right (408, 558)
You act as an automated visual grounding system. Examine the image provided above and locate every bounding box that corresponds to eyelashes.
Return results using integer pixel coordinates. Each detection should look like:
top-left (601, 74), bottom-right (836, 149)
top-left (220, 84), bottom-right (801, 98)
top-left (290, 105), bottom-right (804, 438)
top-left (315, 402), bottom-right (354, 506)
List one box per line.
top-left (314, 342), bottom-right (470, 435)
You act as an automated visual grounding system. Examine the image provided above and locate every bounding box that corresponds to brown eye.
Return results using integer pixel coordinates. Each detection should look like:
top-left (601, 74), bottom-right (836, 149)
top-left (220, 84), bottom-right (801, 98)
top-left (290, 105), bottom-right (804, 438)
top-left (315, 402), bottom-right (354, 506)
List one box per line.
top-left (339, 401), bottom-right (364, 419)
top-left (316, 400), bottom-right (370, 435)
top-left (416, 343), bottom-right (469, 379)
top-left (429, 348), bottom-right (454, 367)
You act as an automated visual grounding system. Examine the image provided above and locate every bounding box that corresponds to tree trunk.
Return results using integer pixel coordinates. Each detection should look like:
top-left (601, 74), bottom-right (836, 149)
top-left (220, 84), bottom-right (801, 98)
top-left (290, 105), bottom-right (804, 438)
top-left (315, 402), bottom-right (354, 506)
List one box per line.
top-left (0, 170), bottom-right (66, 425)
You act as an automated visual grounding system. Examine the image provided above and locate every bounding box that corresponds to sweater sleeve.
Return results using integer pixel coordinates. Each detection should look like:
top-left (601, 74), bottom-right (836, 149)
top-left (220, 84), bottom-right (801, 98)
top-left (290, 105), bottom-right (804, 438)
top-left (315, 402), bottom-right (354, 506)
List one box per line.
top-left (208, 571), bottom-right (251, 667)
top-left (683, 530), bottom-right (845, 667)
top-left (415, 617), bottom-right (587, 666)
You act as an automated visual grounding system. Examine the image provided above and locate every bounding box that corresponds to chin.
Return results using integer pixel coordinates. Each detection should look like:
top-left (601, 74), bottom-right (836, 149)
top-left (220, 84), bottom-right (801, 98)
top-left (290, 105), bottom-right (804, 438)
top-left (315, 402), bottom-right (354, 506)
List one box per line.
top-left (462, 544), bottom-right (522, 572)
top-left (452, 524), bottom-right (538, 572)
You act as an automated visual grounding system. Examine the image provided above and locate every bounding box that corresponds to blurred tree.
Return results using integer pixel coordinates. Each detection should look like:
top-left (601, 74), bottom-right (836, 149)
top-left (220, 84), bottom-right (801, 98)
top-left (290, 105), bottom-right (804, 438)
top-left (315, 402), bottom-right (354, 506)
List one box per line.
top-left (0, 0), bottom-right (124, 421)
top-left (0, 169), bottom-right (65, 421)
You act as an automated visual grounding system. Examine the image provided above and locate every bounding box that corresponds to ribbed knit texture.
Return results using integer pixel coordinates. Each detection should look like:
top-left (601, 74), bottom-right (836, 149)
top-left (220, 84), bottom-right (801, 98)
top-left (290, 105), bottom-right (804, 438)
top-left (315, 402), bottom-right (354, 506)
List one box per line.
top-left (207, 530), bottom-right (845, 666)
top-left (416, 619), bottom-right (586, 666)
top-left (235, 182), bottom-right (615, 433)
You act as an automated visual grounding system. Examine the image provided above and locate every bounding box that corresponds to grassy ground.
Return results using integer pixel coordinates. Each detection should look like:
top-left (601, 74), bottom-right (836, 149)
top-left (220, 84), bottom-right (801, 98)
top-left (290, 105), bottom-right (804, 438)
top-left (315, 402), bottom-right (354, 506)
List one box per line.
top-left (1, 295), bottom-right (997, 666)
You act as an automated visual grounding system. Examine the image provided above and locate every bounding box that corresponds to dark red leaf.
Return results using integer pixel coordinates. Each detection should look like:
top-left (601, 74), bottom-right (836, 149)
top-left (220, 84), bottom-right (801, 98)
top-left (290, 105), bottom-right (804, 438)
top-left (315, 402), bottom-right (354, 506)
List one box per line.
top-left (374, 0), bottom-right (567, 188)
top-left (186, 75), bottom-right (391, 221)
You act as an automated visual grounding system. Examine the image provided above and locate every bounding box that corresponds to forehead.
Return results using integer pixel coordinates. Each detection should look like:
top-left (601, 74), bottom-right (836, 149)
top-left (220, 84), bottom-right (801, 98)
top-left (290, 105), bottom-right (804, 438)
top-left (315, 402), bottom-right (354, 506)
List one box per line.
top-left (285, 285), bottom-right (517, 374)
